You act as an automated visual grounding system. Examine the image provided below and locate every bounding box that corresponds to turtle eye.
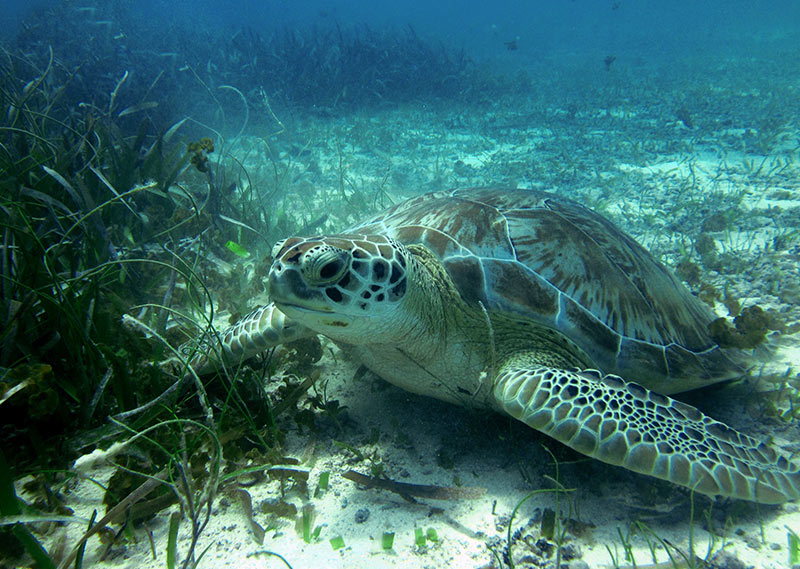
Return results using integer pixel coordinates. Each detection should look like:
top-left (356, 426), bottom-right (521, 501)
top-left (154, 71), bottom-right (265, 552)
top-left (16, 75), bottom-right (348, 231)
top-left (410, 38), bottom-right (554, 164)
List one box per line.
top-left (320, 258), bottom-right (344, 280)
top-left (304, 246), bottom-right (348, 285)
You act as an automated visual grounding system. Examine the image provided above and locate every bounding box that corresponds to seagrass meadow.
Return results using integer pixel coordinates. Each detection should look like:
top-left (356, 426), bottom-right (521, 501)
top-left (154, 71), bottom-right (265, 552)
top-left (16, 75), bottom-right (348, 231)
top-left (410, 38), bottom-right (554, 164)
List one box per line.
top-left (1, 1), bottom-right (800, 568)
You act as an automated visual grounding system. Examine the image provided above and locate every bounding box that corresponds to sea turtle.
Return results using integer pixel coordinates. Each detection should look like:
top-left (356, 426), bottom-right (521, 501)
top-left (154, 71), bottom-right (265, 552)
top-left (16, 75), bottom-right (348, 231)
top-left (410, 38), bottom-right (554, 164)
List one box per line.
top-left (186, 188), bottom-right (800, 504)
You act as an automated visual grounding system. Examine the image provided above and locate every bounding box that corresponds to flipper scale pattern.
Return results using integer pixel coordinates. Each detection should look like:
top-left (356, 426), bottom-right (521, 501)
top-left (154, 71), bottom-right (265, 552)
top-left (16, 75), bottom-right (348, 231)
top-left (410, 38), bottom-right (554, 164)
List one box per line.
top-left (494, 363), bottom-right (800, 503)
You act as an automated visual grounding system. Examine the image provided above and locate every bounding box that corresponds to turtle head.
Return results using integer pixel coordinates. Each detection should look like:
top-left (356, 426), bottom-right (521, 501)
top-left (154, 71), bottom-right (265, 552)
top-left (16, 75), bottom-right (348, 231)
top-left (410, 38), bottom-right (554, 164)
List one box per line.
top-left (268, 234), bottom-right (413, 341)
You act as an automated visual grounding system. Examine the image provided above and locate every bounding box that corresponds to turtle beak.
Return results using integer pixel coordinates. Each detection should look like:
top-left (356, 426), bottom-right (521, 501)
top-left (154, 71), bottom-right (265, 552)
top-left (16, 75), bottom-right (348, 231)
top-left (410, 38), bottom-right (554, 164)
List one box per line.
top-left (268, 258), bottom-right (333, 313)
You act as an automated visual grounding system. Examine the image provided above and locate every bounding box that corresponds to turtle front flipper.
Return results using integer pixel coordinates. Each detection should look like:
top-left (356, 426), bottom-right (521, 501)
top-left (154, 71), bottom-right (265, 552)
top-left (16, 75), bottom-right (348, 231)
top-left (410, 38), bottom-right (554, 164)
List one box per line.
top-left (493, 363), bottom-right (800, 504)
top-left (180, 303), bottom-right (316, 375)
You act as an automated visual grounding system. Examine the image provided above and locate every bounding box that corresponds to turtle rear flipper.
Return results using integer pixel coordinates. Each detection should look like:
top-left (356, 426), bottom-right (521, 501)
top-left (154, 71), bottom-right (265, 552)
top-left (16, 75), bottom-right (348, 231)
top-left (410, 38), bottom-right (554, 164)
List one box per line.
top-left (181, 303), bottom-right (315, 374)
top-left (493, 360), bottom-right (800, 504)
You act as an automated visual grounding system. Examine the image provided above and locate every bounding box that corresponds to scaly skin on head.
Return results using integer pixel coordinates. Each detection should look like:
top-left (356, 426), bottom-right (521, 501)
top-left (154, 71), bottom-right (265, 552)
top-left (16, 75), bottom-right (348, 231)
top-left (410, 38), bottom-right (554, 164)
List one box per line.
top-left (269, 235), bottom-right (438, 349)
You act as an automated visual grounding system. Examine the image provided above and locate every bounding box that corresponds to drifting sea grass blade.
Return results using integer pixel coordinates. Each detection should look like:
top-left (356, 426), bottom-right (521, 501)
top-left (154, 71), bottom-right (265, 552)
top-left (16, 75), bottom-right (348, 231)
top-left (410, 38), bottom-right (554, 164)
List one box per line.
top-left (235, 488), bottom-right (265, 544)
top-left (0, 378), bottom-right (34, 407)
top-left (117, 101), bottom-right (158, 117)
top-left (163, 117), bottom-right (188, 143)
top-left (141, 69), bottom-right (165, 102)
top-left (107, 70), bottom-right (129, 116)
top-left (20, 186), bottom-right (75, 215)
top-left (42, 165), bottom-right (87, 210)
top-left (217, 214), bottom-right (264, 237)
top-left (74, 510), bottom-right (97, 569)
top-left (218, 85), bottom-right (249, 139)
top-left (267, 467), bottom-right (310, 482)
top-left (166, 511), bottom-right (179, 569)
top-left (342, 470), bottom-right (486, 500)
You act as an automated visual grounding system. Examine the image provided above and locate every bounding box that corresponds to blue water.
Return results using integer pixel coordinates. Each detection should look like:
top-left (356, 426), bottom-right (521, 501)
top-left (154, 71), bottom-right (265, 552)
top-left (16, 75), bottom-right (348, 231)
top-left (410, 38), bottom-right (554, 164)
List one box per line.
top-left (4, 0), bottom-right (795, 145)
top-left (4, 0), bottom-right (798, 62)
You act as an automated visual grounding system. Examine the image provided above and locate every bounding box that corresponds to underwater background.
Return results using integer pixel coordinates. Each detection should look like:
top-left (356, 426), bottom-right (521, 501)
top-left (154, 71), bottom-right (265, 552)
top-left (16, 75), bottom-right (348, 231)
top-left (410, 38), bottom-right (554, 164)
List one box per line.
top-left (1, 1), bottom-right (800, 568)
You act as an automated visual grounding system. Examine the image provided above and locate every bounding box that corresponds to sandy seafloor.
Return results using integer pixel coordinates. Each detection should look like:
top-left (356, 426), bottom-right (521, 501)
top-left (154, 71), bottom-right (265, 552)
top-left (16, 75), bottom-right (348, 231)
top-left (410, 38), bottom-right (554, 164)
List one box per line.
top-left (18, 62), bottom-right (800, 569)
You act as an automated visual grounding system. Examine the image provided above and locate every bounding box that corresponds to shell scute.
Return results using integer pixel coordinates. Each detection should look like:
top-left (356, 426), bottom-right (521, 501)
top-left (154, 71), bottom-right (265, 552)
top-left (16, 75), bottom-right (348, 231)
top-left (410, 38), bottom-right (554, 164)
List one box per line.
top-left (444, 257), bottom-right (485, 305)
top-left (348, 188), bottom-right (744, 390)
top-left (482, 260), bottom-right (560, 320)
